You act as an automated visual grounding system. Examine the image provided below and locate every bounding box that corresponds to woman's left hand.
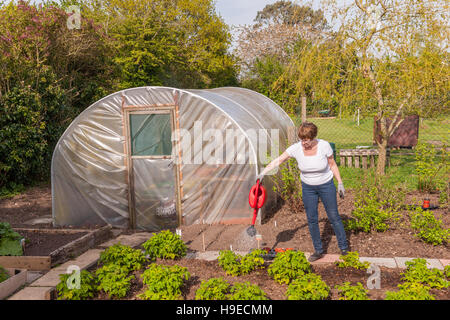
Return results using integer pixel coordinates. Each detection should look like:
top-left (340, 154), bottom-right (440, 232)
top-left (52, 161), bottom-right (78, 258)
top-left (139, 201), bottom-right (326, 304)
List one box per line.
top-left (338, 183), bottom-right (345, 199)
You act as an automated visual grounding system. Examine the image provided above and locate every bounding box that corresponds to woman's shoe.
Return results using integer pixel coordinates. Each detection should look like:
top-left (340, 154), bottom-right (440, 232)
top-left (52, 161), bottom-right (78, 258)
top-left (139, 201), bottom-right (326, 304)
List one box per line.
top-left (308, 252), bottom-right (324, 262)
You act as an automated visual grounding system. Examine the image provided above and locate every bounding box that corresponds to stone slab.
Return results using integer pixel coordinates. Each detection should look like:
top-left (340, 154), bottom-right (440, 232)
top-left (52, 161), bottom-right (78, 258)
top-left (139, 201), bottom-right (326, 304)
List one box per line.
top-left (310, 254), bottom-right (340, 264)
top-left (195, 251), bottom-right (220, 261)
top-left (98, 232), bottom-right (152, 249)
top-left (360, 257), bottom-right (397, 268)
top-left (394, 257), bottom-right (444, 270)
top-left (29, 269), bottom-right (66, 287)
top-left (439, 259), bottom-right (450, 267)
top-left (8, 286), bottom-right (53, 300)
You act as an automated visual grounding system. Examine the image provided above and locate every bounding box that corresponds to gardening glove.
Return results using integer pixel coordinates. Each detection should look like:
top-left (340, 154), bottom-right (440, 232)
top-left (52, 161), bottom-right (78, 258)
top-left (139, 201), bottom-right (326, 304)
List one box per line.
top-left (338, 183), bottom-right (345, 199)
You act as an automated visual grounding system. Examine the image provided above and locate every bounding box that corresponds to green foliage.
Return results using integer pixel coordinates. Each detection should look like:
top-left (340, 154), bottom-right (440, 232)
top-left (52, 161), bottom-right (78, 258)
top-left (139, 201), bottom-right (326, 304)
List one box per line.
top-left (81, 0), bottom-right (238, 90)
top-left (142, 230), bottom-right (187, 260)
top-left (335, 252), bottom-right (370, 270)
top-left (195, 277), bottom-right (231, 300)
top-left (0, 222), bottom-right (23, 256)
top-left (56, 270), bottom-right (97, 300)
top-left (195, 278), bottom-right (268, 300)
top-left (415, 143), bottom-right (449, 192)
top-left (409, 207), bottom-right (449, 245)
top-left (227, 281), bottom-right (268, 300)
top-left (267, 250), bottom-right (311, 284)
top-left (400, 258), bottom-right (449, 289)
top-left (0, 266), bottom-right (9, 283)
top-left (218, 249), bottom-right (266, 276)
top-left (99, 243), bottom-right (146, 271)
top-left (95, 263), bottom-right (134, 299)
top-left (444, 265), bottom-right (450, 279)
top-left (139, 264), bottom-right (190, 300)
top-left (286, 273), bottom-right (330, 300)
top-left (271, 156), bottom-right (303, 214)
top-left (385, 282), bottom-right (435, 300)
top-left (345, 173), bottom-right (404, 233)
top-left (335, 282), bottom-right (369, 300)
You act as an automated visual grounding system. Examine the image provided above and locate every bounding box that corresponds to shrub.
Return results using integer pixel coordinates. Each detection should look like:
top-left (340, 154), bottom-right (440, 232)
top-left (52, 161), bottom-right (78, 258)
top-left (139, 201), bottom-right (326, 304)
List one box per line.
top-left (95, 263), bottom-right (134, 299)
top-left (345, 173), bottom-right (404, 233)
top-left (385, 282), bottom-right (435, 300)
top-left (409, 207), bottom-right (449, 245)
top-left (335, 252), bottom-right (370, 270)
top-left (142, 230), bottom-right (187, 260)
top-left (0, 222), bottom-right (23, 256)
top-left (195, 278), bottom-right (231, 300)
top-left (335, 282), bottom-right (369, 300)
top-left (218, 249), bottom-right (266, 276)
top-left (99, 243), bottom-right (147, 271)
top-left (0, 266), bottom-right (9, 283)
top-left (286, 273), bottom-right (330, 300)
top-left (56, 270), bottom-right (97, 300)
top-left (400, 258), bottom-right (449, 289)
top-left (227, 282), bottom-right (268, 300)
top-left (267, 250), bottom-right (311, 284)
top-left (139, 264), bottom-right (190, 300)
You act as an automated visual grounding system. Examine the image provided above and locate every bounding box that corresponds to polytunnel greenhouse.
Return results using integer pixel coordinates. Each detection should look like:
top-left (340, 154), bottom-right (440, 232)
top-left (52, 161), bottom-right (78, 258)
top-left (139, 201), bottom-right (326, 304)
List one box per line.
top-left (51, 87), bottom-right (295, 231)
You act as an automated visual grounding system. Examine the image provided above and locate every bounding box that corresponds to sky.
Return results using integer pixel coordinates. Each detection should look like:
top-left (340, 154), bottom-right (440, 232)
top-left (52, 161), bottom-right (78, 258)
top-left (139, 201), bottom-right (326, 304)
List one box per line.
top-left (215, 0), bottom-right (324, 27)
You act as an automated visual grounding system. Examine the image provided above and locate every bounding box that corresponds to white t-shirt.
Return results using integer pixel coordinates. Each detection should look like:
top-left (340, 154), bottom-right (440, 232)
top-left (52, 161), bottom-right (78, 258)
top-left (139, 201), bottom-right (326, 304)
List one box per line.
top-left (285, 139), bottom-right (334, 186)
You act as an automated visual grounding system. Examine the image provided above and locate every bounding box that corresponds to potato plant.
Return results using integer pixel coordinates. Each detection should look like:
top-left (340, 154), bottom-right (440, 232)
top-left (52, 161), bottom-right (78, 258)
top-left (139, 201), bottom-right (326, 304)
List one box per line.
top-left (267, 250), bottom-right (311, 284)
top-left (142, 230), bottom-right (187, 260)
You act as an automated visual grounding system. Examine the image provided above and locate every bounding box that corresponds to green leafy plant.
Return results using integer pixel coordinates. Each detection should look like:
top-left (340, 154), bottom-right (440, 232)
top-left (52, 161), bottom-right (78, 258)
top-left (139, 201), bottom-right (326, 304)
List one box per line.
top-left (227, 282), bottom-right (268, 300)
top-left (267, 250), bottom-right (311, 284)
top-left (409, 207), bottom-right (449, 245)
top-left (0, 222), bottom-right (23, 256)
top-left (95, 263), bottom-right (134, 299)
top-left (345, 173), bottom-right (404, 233)
top-left (385, 282), bottom-right (435, 300)
top-left (444, 265), bottom-right (450, 279)
top-left (195, 278), bottom-right (231, 300)
top-left (218, 249), bottom-right (266, 276)
top-left (142, 230), bottom-right (187, 260)
top-left (0, 266), bottom-right (9, 283)
top-left (335, 251), bottom-right (370, 270)
top-left (400, 258), bottom-right (449, 289)
top-left (139, 264), bottom-right (190, 300)
top-left (415, 142), bottom-right (448, 193)
top-left (271, 156), bottom-right (304, 214)
top-left (286, 273), bottom-right (330, 300)
top-left (56, 270), bottom-right (97, 300)
top-left (99, 243), bottom-right (147, 271)
top-left (335, 282), bottom-right (369, 300)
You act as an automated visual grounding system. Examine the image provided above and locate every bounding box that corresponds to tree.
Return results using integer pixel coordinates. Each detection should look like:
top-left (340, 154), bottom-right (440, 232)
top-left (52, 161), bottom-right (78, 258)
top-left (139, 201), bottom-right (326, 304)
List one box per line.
top-left (79, 0), bottom-right (238, 89)
top-left (284, 0), bottom-right (449, 175)
top-left (235, 1), bottom-right (329, 114)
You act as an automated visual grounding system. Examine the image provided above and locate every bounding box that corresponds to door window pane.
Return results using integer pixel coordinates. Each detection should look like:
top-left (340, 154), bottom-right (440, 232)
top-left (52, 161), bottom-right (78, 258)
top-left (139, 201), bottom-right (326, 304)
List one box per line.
top-left (130, 114), bottom-right (172, 156)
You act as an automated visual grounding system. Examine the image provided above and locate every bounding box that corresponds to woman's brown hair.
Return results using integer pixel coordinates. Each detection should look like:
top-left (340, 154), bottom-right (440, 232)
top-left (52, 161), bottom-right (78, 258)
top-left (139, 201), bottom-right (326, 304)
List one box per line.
top-left (297, 122), bottom-right (318, 140)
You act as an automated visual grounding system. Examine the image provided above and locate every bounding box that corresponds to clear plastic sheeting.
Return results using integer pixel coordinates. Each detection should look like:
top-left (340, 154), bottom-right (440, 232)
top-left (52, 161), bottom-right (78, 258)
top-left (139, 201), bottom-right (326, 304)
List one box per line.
top-left (51, 86), bottom-right (294, 231)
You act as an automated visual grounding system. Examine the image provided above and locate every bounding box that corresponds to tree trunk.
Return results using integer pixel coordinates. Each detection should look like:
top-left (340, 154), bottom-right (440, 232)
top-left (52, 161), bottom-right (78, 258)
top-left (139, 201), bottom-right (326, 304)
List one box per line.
top-left (301, 95), bottom-right (307, 123)
top-left (376, 117), bottom-right (388, 175)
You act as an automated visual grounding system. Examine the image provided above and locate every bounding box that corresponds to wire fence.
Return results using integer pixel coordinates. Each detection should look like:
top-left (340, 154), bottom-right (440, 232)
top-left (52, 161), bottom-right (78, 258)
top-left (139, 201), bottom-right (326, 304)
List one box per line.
top-left (289, 114), bottom-right (450, 168)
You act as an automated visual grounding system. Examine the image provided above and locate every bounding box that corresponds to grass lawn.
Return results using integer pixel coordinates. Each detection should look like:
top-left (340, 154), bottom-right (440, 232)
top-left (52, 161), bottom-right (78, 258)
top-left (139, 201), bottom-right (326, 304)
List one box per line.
top-left (292, 115), bottom-right (450, 150)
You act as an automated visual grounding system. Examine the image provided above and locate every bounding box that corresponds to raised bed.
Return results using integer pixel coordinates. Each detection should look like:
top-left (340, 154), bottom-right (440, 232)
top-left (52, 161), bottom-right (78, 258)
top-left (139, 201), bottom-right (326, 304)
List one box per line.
top-left (0, 268), bottom-right (27, 300)
top-left (0, 225), bottom-right (113, 271)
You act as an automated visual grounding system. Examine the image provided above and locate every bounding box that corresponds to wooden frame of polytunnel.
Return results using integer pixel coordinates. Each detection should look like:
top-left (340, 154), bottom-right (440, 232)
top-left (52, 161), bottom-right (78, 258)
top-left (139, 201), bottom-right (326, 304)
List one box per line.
top-left (51, 87), bottom-right (295, 231)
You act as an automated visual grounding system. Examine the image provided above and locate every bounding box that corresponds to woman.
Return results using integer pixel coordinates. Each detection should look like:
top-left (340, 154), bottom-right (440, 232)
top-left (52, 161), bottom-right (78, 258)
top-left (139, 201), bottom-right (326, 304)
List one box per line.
top-left (257, 122), bottom-right (349, 262)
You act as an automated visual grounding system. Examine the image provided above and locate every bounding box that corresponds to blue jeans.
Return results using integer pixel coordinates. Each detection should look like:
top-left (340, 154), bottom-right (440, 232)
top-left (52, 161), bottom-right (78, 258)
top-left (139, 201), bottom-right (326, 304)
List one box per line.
top-left (301, 178), bottom-right (348, 254)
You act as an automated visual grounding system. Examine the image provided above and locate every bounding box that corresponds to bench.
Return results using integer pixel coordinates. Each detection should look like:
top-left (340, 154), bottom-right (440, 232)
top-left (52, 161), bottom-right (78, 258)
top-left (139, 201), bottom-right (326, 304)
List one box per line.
top-left (338, 148), bottom-right (390, 169)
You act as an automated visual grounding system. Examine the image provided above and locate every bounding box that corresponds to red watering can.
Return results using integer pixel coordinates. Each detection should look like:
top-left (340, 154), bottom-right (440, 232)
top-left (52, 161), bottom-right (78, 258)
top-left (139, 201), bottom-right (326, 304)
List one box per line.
top-left (246, 179), bottom-right (267, 237)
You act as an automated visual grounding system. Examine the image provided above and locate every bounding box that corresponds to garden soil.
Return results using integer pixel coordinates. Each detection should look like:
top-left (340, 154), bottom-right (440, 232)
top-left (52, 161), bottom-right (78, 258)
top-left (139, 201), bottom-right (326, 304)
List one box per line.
top-left (0, 185), bottom-right (449, 259)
